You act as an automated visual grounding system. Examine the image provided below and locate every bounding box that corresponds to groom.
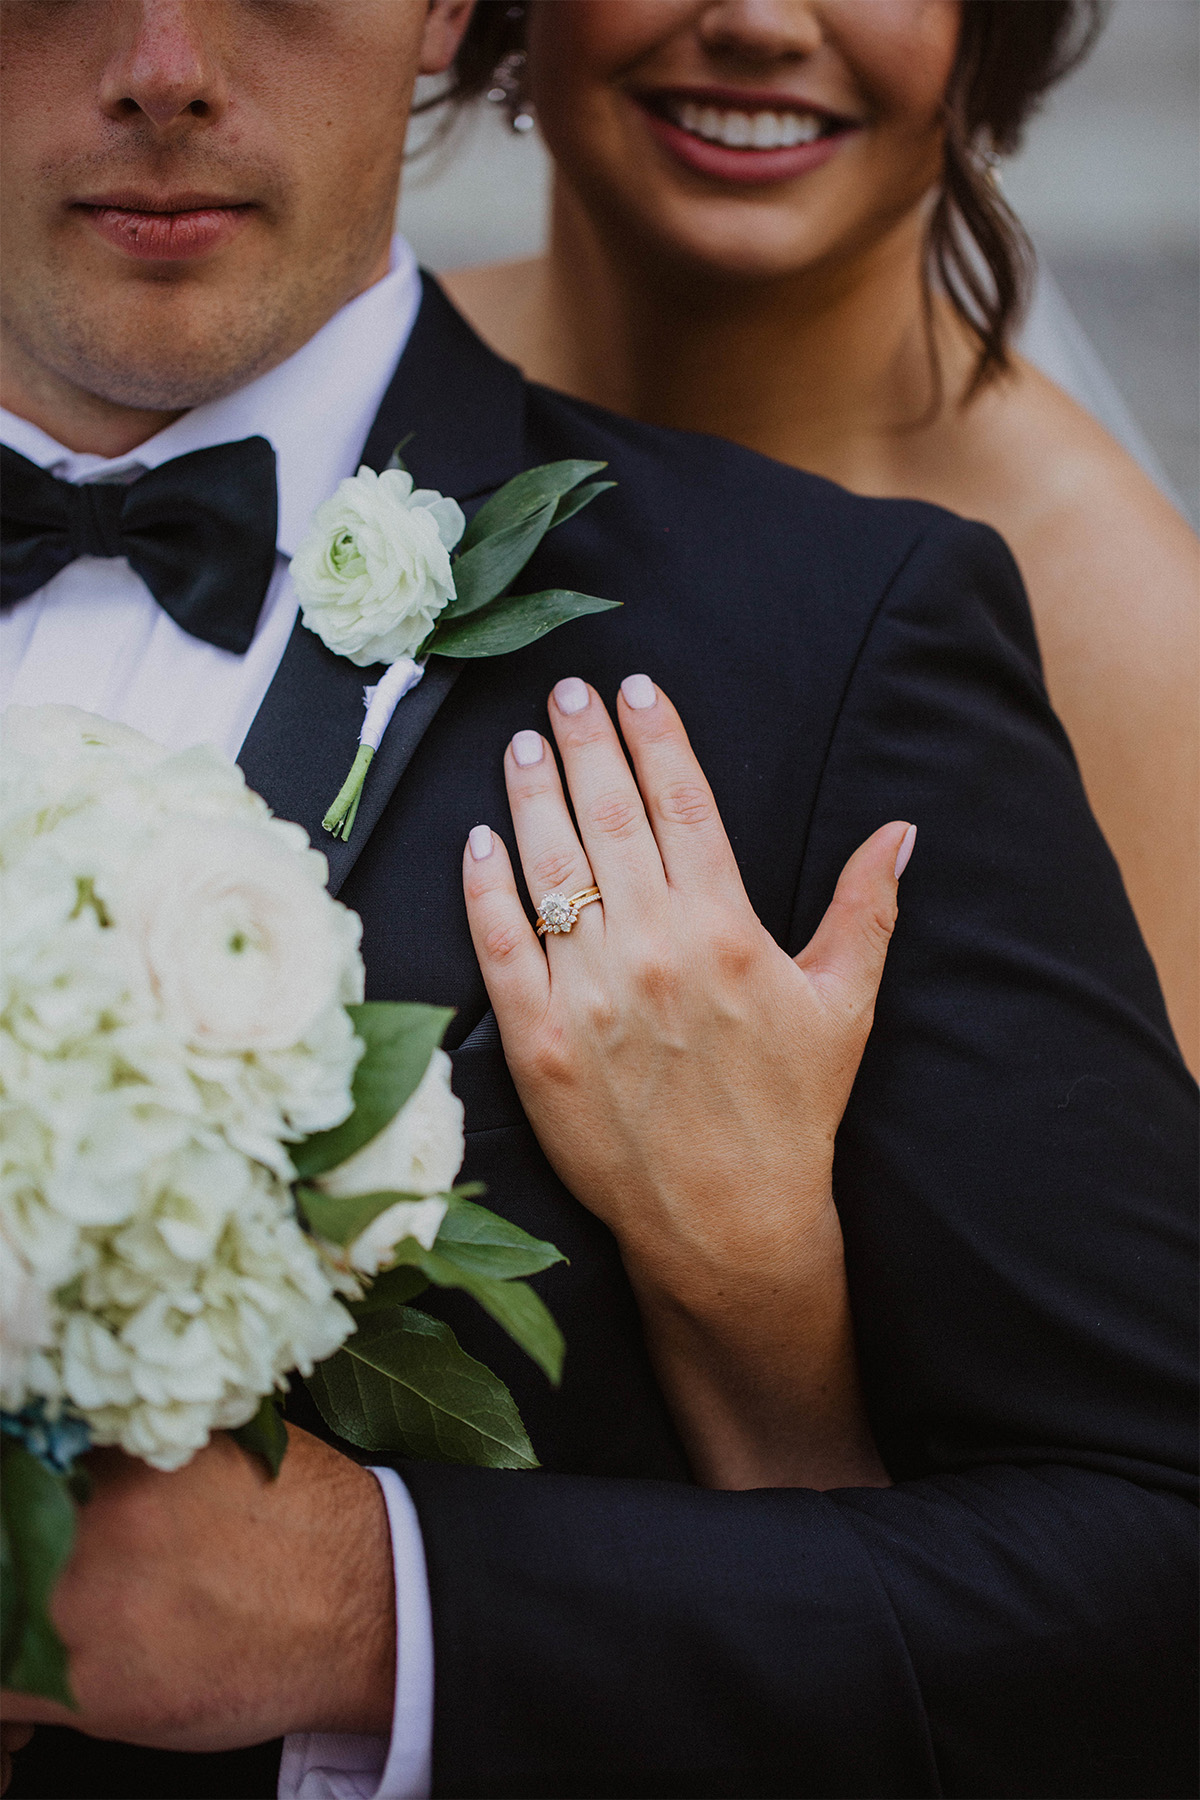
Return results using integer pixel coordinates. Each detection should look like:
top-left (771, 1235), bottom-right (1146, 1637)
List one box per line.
top-left (2, 4), bottom-right (1195, 1798)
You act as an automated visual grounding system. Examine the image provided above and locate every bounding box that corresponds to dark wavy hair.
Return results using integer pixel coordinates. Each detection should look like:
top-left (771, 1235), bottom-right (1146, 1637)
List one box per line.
top-left (422, 0), bottom-right (1105, 393)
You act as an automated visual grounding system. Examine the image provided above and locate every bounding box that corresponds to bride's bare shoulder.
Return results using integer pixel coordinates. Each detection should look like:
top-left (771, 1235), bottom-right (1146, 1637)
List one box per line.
top-left (947, 355), bottom-right (1196, 575)
top-left (440, 259), bottom-right (548, 361)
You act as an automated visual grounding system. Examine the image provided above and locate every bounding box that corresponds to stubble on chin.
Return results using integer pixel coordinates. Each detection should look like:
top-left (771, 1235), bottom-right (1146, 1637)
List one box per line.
top-left (1, 144), bottom-right (395, 419)
top-left (2, 259), bottom-right (310, 414)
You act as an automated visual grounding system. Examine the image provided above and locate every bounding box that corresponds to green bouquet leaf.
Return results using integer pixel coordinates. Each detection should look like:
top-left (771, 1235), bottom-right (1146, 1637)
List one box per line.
top-left (290, 1002), bottom-right (453, 1181)
top-left (412, 1249), bottom-right (564, 1385)
top-left (428, 589), bottom-right (620, 660)
top-left (305, 1309), bottom-right (538, 1469)
top-left (0, 1440), bottom-right (77, 1708)
top-left (295, 1184), bottom-right (418, 1248)
top-left (229, 1397), bottom-right (288, 1479)
top-left (436, 1197), bottom-right (566, 1279)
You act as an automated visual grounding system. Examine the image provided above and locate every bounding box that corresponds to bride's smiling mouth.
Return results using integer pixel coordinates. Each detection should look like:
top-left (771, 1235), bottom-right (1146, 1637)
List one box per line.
top-left (632, 87), bottom-right (862, 185)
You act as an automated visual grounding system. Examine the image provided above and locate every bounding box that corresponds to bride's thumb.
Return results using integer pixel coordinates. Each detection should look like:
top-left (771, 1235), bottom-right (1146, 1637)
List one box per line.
top-left (794, 821), bottom-right (916, 1021)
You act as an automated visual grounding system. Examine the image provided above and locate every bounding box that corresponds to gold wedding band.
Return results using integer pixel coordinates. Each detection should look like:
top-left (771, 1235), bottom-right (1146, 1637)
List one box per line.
top-left (536, 886), bottom-right (602, 936)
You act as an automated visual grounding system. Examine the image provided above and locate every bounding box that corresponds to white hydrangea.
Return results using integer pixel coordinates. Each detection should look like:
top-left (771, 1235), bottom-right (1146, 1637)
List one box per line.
top-left (0, 706), bottom-right (370, 1469)
top-left (290, 466), bottom-right (466, 667)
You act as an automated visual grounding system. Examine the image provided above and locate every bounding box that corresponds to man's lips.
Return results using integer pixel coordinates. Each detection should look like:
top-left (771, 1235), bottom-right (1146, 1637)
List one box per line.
top-left (634, 90), bottom-right (859, 187)
top-left (74, 200), bottom-right (255, 260)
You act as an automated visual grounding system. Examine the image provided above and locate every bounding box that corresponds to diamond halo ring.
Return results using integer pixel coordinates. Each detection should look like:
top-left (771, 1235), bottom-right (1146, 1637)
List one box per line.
top-left (536, 885), bottom-right (602, 936)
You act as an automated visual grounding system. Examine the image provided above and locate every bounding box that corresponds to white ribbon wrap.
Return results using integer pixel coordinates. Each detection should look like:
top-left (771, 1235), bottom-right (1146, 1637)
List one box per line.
top-left (360, 656), bottom-right (425, 752)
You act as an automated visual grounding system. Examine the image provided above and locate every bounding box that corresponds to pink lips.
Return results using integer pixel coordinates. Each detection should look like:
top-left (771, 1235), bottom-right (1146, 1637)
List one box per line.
top-left (640, 104), bottom-right (853, 187)
top-left (79, 204), bottom-right (253, 260)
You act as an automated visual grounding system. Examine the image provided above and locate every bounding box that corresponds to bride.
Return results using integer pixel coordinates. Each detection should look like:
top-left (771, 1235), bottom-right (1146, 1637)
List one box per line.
top-left (437, 0), bottom-right (1199, 1072)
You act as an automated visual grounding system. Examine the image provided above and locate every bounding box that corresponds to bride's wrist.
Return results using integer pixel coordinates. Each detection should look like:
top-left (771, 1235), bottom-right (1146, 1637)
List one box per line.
top-left (616, 1178), bottom-right (842, 1327)
top-left (619, 1204), bottom-right (892, 1492)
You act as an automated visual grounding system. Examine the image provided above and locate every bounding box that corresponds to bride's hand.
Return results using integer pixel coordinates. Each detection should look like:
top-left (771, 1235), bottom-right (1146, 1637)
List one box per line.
top-left (462, 675), bottom-right (914, 1490)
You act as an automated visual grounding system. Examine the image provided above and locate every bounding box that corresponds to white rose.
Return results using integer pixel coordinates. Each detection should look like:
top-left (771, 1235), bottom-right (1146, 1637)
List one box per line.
top-left (317, 1048), bottom-right (464, 1200)
top-left (345, 1197), bottom-right (449, 1275)
top-left (118, 818), bottom-right (364, 1053)
top-left (291, 466), bottom-right (465, 667)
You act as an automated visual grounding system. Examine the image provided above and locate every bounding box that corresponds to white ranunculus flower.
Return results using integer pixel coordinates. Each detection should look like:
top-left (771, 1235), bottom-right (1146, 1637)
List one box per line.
top-left (317, 1048), bottom-right (464, 1201)
top-left (118, 818), bottom-right (362, 1054)
top-left (290, 466), bottom-right (465, 668)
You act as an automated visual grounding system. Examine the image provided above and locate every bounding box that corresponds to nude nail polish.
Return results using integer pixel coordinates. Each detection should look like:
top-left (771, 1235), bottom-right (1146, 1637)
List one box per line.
top-left (512, 730), bottom-right (544, 767)
top-left (894, 824), bottom-right (917, 879)
top-left (554, 677), bottom-right (589, 715)
top-left (469, 825), bottom-right (494, 861)
top-left (621, 674), bottom-right (656, 710)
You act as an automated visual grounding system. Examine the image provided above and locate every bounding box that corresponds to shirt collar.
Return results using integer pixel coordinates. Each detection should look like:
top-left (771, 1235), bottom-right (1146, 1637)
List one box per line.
top-left (0, 235), bottom-right (422, 558)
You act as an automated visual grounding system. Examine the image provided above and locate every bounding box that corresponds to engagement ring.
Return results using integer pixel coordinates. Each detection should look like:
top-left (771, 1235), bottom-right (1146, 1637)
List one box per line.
top-left (536, 886), bottom-right (602, 935)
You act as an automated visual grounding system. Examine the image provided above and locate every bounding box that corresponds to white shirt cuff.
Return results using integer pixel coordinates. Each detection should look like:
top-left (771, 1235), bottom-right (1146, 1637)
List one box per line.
top-left (277, 1466), bottom-right (434, 1800)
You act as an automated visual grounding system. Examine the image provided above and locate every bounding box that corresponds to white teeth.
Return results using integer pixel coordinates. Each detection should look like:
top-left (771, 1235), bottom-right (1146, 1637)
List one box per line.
top-left (668, 101), bottom-right (826, 151)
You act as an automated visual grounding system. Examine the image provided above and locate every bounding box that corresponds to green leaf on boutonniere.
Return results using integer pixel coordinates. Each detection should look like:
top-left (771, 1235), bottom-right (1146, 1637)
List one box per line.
top-left (230, 1397), bottom-right (288, 1479)
top-left (305, 1309), bottom-right (538, 1468)
top-left (427, 589), bottom-right (620, 660)
top-left (384, 433), bottom-right (415, 474)
top-left (0, 1440), bottom-right (77, 1708)
top-left (290, 1002), bottom-right (453, 1182)
top-left (440, 499), bottom-right (557, 621)
top-left (549, 478), bottom-right (617, 529)
top-left (458, 460), bottom-right (608, 555)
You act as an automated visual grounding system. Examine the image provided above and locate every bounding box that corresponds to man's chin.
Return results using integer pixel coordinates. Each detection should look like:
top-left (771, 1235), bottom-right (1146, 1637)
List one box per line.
top-left (8, 289), bottom-right (299, 416)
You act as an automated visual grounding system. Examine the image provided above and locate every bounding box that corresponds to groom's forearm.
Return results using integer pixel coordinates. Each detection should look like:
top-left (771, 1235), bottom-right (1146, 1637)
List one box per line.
top-left (1, 1428), bottom-right (395, 1750)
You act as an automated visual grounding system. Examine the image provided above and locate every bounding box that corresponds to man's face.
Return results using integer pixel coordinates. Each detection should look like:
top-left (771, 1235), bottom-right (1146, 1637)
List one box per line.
top-left (0, 0), bottom-right (472, 420)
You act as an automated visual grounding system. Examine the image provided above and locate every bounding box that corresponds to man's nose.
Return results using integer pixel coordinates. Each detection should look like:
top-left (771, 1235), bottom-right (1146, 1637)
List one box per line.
top-left (696, 0), bottom-right (824, 67)
top-left (99, 0), bottom-right (228, 130)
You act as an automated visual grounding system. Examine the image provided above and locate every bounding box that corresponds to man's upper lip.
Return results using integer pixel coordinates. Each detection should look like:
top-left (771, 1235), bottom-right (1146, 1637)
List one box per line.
top-left (73, 191), bottom-right (254, 214)
top-left (634, 85), bottom-right (859, 124)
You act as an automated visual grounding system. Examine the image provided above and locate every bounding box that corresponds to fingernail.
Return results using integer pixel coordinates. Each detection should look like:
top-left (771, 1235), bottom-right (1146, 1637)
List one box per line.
top-left (620, 673), bottom-right (656, 710)
top-left (553, 677), bottom-right (589, 715)
top-left (468, 824), bottom-right (494, 861)
top-left (894, 824), bottom-right (917, 880)
top-left (511, 730), bottom-right (544, 767)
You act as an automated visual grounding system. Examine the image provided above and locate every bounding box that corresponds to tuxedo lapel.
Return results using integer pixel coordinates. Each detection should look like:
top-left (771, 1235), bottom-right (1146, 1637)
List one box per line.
top-left (360, 274), bottom-right (528, 499)
top-left (239, 275), bottom-right (528, 893)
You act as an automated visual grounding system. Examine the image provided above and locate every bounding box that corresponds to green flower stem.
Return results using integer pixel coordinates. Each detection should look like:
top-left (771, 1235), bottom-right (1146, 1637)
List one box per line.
top-left (323, 744), bottom-right (375, 841)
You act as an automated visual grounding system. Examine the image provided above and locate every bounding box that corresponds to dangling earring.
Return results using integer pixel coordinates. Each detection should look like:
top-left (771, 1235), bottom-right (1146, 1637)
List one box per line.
top-left (487, 9), bottom-right (535, 135)
top-left (974, 137), bottom-right (1003, 188)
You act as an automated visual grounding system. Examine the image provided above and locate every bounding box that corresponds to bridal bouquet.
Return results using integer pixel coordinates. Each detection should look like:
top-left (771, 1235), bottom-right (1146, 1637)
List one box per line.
top-left (0, 705), bottom-right (564, 1706)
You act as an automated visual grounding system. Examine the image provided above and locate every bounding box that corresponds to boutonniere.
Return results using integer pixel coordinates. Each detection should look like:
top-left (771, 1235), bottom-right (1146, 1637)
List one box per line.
top-left (290, 451), bottom-right (618, 839)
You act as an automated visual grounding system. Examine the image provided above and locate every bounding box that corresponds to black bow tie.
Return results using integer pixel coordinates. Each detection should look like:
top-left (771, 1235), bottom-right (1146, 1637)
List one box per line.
top-left (1, 436), bottom-right (279, 655)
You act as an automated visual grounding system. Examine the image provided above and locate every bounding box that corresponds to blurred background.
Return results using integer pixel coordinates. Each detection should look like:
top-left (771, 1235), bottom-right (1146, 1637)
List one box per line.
top-left (398, 0), bottom-right (1199, 526)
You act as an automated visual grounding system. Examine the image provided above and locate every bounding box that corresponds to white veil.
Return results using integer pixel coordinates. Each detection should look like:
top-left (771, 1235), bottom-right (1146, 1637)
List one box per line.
top-left (1017, 263), bottom-right (1181, 507)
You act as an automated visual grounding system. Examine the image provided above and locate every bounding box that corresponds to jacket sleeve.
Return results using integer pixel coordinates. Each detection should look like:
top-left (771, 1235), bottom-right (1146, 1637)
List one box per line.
top-left (401, 514), bottom-right (1198, 1800)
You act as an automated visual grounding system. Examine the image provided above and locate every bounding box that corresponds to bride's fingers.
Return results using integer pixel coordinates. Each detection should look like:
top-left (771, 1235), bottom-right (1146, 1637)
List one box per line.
top-left (462, 824), bottom-right (551, 1030)
top-left (794, 821), bottom-right (916, 1020)
top-left (504, 729), bottom-right (598, 923)
top-left (615, 677), bottom-right (743, 895)
top-left (546, 678), bottom-right (665, 905)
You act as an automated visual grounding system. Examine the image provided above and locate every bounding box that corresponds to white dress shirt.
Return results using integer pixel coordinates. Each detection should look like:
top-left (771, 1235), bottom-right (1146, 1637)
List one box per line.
top-left (1, 238), bottom-right (434, 1800)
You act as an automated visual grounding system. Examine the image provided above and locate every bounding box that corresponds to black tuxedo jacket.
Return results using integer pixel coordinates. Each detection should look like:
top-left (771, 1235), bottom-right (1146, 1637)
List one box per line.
top-left (15, 280), bottom-right (1196, 1800)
